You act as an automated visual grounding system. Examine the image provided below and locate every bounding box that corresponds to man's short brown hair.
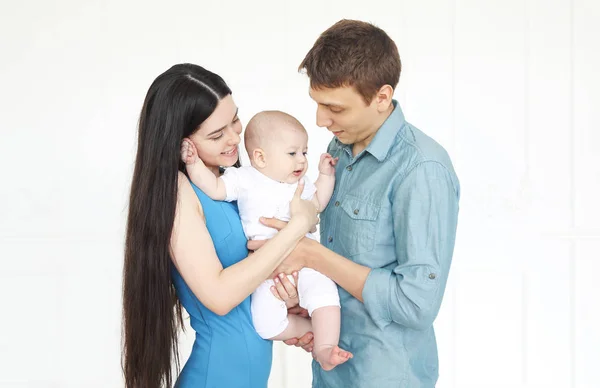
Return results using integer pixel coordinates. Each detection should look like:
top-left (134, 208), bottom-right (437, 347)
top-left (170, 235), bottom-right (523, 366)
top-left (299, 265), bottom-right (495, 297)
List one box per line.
top-left (299, 19), bottom-right (401, 105)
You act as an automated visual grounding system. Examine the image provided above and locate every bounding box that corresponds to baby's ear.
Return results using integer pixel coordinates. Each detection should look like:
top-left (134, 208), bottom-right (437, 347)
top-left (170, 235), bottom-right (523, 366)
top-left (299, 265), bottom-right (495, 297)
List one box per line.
top-left (252, 148), bottom-right (267, 168)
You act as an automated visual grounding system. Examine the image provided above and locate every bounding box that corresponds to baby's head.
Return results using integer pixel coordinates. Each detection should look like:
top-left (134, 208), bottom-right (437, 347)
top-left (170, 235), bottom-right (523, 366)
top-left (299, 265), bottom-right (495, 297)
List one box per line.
top-left (244, 110), bottom-right (309, 184)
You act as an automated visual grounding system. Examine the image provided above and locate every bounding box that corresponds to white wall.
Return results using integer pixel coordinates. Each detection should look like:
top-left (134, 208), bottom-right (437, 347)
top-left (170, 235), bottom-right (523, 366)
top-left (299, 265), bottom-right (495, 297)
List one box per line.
top-left (1, 0), bottom-right (598, 387)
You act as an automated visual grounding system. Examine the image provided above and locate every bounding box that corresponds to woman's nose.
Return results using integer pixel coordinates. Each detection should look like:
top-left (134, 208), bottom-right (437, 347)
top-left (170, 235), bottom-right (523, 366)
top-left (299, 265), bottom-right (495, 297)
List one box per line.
top-left (227, 128), bottom-right (240, 146)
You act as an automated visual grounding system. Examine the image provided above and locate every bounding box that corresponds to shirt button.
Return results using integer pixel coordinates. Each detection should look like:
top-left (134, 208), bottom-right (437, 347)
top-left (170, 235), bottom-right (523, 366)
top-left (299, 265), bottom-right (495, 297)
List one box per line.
top-left (328, 236), bottom-right (333, 243)
top-left (429, 273), bottom-right (436, 280)
top-left (335, 201), bottom-right (340, 207)
top-left (346, 165), bottom-right (353, 171)
top-left (353, 209), bottom-right (359, 215)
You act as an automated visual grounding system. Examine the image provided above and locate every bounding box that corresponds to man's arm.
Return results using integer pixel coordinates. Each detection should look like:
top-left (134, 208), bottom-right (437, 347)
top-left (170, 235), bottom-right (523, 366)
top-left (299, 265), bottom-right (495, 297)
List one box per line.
top-left (306, 161), bottom-right (459, 330)
top-left (253, 161), bottom-right (459, 330)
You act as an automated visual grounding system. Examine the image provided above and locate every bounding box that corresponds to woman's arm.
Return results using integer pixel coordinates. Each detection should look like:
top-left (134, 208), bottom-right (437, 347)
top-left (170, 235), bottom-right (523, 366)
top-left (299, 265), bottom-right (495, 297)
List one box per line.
top-left (170, 173), bottom-right (317, 316)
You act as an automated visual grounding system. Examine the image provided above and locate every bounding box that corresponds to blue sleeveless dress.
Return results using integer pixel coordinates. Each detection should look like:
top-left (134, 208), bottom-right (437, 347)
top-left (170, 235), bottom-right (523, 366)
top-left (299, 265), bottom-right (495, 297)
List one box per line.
top-left (172, 182), bottom-right (273, 387)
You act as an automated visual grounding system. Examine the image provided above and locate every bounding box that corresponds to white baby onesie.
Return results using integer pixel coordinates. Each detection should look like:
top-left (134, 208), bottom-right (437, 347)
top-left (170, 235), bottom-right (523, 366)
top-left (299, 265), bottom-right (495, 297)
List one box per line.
top-left (220, 166), bottom-right (340, 339)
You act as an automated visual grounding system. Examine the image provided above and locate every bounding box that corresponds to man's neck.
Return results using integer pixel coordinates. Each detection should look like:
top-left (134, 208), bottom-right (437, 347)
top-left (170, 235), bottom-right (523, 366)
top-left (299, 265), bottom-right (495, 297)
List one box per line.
top-left (352, 104), bottom-right (395, 156)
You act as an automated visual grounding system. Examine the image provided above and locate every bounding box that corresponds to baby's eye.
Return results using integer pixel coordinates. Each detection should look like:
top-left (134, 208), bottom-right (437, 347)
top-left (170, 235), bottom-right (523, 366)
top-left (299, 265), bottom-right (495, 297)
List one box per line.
top-left (302, 152), bottom-right (308, 156)
top-left (288, 152), bottom-right (296, 156)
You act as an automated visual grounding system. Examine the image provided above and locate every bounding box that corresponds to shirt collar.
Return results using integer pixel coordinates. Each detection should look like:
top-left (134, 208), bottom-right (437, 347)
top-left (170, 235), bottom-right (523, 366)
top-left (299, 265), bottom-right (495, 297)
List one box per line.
top-left (364, 100), bottom-right (405, 162)
top-left (333, 100), bottom-right (406, 162)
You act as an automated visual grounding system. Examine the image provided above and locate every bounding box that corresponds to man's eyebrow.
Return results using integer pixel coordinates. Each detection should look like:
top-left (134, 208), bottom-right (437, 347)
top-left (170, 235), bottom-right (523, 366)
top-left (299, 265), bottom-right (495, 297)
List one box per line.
top-left (321, 102), bottom-right (344, 108)
top-left (207, 108), bottom-right (239, 136)
top-left (309, 90), bottom-right (344, 108)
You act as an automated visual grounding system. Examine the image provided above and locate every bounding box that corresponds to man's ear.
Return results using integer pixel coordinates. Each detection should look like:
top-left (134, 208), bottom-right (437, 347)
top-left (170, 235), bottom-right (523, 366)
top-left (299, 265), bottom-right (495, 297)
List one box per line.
top-left (374, 84), bottom-right (394, 112)
top-left (252, 148), bottom-right (267, 168)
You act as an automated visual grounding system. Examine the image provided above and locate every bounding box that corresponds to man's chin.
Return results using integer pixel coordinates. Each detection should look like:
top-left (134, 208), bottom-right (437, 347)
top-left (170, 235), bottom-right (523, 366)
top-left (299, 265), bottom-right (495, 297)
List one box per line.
top-left (332, 133), bottom-right (352, 144)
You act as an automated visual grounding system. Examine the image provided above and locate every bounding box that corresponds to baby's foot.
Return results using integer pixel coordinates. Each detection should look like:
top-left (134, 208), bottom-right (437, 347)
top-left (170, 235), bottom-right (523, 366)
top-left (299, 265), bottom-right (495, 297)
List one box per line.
top-left (314, 345), bottom-right (353, 371)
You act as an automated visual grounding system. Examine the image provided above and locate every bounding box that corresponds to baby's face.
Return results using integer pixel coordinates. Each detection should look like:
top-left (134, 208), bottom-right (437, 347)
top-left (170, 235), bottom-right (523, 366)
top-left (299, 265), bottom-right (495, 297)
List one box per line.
top-left (262, 129), bottom-right (309, 184)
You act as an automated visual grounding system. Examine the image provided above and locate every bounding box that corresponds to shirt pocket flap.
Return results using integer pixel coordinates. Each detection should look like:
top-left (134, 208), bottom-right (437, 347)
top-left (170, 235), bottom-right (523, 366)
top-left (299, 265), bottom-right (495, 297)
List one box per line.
top-left (340, 195), bottom-right (380, 221)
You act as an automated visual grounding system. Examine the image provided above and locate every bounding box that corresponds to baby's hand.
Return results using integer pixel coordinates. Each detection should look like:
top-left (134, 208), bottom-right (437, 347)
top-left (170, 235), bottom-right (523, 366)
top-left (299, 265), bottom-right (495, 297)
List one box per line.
top-left (318, 153), bottom-right (338, 176)
top-left (181, 138), bottom-right (201, 166)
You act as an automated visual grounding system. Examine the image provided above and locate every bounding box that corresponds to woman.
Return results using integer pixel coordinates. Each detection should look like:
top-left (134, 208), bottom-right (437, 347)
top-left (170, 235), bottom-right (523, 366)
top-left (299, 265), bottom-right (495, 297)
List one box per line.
top-left (122, 63), bottom-right (318, 388)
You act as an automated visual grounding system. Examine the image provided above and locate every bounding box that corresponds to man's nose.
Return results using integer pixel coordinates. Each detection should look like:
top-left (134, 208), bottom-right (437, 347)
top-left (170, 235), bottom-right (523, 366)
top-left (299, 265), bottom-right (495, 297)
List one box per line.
top-left (316, 106), bottom-right (333, 128)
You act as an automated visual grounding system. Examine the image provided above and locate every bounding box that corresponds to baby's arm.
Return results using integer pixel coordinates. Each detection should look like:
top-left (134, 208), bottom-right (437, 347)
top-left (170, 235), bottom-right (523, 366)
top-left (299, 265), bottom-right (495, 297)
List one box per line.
top-left (314, 153), bottom-right (338, 212)
top-left (181, 138), bottom-right (227, 200)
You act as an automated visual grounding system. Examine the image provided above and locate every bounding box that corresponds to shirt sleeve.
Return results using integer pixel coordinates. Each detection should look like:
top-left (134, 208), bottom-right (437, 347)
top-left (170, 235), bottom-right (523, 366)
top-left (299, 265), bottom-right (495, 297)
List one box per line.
top-left (301, 176), bottom-right (318, 201)
top-left (362, 161), bottom-right (460, 330)
top-left (220, 167), bottom-right (244, 202)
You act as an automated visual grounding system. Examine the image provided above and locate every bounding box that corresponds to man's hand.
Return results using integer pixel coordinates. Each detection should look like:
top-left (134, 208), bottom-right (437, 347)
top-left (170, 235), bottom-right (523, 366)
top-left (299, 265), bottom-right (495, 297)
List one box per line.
top-left (287, 305), bottom-right (309, 319)
top-left (284, 332), bottom-right (314, 353)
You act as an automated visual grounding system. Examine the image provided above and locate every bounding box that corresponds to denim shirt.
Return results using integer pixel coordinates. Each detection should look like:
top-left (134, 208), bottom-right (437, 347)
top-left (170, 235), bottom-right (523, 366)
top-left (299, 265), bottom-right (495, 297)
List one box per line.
top-left (312, 101), bottom-right (460, 388)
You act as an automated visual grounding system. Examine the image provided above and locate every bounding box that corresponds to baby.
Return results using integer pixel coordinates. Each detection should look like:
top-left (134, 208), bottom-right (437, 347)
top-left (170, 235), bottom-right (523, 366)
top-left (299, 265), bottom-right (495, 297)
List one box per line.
top-left (181, 110), bottom-right (353, 370)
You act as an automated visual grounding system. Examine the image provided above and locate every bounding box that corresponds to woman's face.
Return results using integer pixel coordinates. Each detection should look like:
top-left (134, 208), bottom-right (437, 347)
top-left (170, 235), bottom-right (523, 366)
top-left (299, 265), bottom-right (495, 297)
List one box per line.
top-left (189, 94), bottom-right (242, 169)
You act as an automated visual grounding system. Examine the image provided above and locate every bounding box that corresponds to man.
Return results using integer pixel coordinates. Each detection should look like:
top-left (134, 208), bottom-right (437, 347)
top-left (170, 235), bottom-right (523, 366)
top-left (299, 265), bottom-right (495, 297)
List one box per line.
top-left (252, 19), bottom-right (460, 387)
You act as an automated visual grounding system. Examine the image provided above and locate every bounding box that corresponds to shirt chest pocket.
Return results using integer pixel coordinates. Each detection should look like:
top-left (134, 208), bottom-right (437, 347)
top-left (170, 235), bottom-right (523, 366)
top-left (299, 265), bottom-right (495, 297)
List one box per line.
top-left (337, 195), bottom-right (380, 257)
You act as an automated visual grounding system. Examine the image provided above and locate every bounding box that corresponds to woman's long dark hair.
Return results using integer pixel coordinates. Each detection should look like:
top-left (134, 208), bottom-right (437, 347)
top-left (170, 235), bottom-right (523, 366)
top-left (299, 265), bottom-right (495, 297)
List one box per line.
top-left (122, 64), bottom-right (234, 388)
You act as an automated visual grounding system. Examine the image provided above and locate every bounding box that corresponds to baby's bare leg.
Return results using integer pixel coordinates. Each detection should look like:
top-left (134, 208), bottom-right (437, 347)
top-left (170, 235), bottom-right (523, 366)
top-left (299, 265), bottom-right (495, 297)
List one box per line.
top-left (311, 306), bottom-right (353, 371)
top-left (268, 314), bottom-right (312, 341)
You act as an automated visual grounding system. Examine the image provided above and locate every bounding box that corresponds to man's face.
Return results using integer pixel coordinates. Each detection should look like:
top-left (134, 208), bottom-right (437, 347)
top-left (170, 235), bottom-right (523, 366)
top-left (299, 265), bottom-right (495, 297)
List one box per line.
top-left (309, 85), bottom-right (381, 148)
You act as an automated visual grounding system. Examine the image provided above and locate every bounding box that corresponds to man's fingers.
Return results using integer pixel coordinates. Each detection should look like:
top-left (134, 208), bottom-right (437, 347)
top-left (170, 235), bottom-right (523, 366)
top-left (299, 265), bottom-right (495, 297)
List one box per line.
top-left (297, 332), bottom-right (314, 346)
top-left (288, 306), bottom-right (309, 318)
top-left (287, 306), bottom-right (303, 315)
top-left (284, 338), bottom-right (299, 346)
top-left (283, 332), bottom-right (313, 352)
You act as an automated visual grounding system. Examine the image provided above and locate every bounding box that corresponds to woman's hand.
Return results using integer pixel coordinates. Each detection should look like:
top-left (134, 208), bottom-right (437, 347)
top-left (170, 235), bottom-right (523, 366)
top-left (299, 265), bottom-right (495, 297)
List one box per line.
top-left (271, 271), bottom-right (300, 309)
top-left (248, 219), bottom-right (319, 275)
top-left (288, 180), bottom-right (319, 235)
top-left (270, 269), bottom-right (314, 353)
